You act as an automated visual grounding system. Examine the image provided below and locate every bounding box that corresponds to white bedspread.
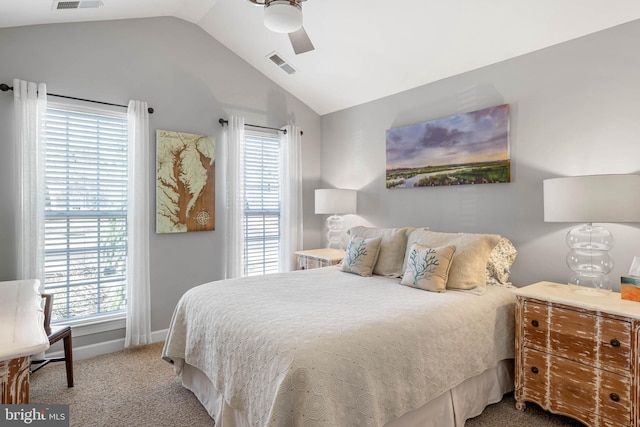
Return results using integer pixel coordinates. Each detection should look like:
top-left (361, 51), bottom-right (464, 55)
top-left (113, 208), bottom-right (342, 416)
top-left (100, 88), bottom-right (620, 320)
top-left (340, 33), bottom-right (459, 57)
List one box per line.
top-left (162, 267), bottom-right (515, 427)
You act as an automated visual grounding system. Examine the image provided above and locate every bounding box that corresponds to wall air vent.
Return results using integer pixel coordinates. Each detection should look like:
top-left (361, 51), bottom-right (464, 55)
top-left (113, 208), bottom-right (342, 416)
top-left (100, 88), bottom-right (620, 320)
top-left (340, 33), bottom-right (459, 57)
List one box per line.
top-left (267, 52), bottom-right (296, 75)
top-left (53, 1), bottom-right (103, 10)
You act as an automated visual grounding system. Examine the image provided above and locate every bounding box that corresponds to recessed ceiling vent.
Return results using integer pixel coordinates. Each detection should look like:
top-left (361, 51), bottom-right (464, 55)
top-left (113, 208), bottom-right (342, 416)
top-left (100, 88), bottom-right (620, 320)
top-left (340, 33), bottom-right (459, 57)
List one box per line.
top-left (53, 1), bottom-right (103, 10)
top-left (267, 52), bottom-right (296, 75)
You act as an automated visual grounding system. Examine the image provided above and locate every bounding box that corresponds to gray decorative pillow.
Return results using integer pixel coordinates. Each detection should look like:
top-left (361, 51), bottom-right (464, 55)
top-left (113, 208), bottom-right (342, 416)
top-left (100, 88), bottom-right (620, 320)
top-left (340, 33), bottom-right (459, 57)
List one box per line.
top-left (348, 226), bottom-right (416, 277)
top-left (340, 236), bottom-right (382, 277)
top-left (486, 237), bottom-right (517, 286)
top-left (401, 244), bottom-right (456, 292)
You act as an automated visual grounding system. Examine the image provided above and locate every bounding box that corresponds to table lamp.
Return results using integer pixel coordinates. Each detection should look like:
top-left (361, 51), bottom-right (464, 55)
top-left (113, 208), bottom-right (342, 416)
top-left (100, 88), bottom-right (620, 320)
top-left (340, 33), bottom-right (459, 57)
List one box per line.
top-left (543, 174), bottom-right (640, 295)
top-left (315, 189), bottom-right (357, 249)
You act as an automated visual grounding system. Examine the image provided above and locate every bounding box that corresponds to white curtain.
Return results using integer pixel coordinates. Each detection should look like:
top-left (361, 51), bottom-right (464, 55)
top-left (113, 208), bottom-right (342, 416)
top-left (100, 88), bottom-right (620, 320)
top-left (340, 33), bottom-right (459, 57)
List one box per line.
top-left (125, 100), bottom-right (151, 348)
top-left (279, 124), bottom-right (303, 272)
top-left (14, 79), bottom-right (47, 285)
top-left (223, 116), bottom-right (246, 279)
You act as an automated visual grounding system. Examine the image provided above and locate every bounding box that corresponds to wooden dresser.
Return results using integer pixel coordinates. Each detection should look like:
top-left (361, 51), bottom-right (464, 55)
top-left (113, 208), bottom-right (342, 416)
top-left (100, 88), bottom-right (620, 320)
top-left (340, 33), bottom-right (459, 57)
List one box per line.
top-left (295, 248), bottom-right (345, 270)
top-left (514, 281), bottom-right (640, 427)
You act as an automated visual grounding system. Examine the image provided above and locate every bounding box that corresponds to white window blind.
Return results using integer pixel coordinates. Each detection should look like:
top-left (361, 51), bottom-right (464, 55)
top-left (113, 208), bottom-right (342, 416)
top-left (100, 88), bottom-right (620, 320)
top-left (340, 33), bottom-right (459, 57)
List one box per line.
top-left (44, 104), bottom-right (128, 322)
top-left (244, 130), bottom-right (281, 276)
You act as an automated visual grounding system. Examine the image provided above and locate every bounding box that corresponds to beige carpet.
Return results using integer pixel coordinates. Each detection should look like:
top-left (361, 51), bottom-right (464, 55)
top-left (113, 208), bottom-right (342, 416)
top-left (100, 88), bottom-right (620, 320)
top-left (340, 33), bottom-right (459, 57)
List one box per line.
top-left (30, 343), bottom-right (583, 426)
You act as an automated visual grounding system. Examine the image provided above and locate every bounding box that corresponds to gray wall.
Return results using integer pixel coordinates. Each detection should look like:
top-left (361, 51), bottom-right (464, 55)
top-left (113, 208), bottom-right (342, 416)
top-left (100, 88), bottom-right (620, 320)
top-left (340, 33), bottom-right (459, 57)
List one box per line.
top-left (0, 17), bottom-right (323, 346)
top-left (321, 19), bottom-right (640, 290)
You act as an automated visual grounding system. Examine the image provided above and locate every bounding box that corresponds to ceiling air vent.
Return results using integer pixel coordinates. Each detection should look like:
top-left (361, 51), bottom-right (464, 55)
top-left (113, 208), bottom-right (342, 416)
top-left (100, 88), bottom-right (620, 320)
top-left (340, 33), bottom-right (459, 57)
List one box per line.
top-left (53, 1), bottom-right (103, 10)
top-left (267, 52), bottom-right (296, 75)
top-left (280, 63), bottom-right (296, 75)
top-left (55, 1), bottom-right (80, 8)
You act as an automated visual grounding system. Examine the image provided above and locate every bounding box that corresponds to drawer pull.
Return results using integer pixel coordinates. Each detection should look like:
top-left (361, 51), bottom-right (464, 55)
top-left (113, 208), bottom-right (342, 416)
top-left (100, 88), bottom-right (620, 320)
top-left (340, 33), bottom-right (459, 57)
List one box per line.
top-left (531, 366), bottom-right (539, 374)
top-left (531, 320), bottom-right (539, 327)
top-left (610, 338), bottom-right (620, 348)
top-left (610, 393), bottom-right (620, 402)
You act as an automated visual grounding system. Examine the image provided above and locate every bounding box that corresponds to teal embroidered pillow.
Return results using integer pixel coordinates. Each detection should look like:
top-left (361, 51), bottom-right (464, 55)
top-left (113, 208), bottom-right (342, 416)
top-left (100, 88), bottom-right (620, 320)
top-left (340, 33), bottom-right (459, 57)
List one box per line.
top-left (401, 244), bottom-right (456, 292)
top-left (340, 236), bottom-right (382, 277)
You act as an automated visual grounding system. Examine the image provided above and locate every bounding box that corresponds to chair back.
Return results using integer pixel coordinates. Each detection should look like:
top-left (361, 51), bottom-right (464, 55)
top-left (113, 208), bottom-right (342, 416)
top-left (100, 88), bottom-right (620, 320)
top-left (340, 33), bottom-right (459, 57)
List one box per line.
top-left (41, 293), bottom-right (53, 336)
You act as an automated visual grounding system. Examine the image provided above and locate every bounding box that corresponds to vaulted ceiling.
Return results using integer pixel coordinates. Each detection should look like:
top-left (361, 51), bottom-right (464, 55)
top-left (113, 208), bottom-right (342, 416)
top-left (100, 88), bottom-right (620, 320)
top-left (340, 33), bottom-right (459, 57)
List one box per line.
top-left (3, 0), bottom-right (640, 115)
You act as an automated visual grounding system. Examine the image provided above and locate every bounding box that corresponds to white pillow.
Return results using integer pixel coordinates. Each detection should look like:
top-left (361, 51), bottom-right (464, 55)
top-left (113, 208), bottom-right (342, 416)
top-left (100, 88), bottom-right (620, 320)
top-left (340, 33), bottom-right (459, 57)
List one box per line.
top-left (348, 226), bottom-right (415, 277)
top-left (401, 244), bottom-right (456, 292)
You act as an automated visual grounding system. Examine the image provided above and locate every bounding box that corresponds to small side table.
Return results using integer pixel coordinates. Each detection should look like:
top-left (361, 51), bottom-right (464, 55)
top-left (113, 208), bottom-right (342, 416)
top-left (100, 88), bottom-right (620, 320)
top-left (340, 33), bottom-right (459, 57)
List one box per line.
top-left (295, 248), bottom-right (345, 270)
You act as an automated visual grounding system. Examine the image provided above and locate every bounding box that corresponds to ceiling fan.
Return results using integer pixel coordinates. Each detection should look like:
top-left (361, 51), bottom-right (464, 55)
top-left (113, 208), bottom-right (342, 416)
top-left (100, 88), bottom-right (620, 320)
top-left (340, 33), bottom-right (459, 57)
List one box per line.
top-left (248, 0), bottom-right (315, 55)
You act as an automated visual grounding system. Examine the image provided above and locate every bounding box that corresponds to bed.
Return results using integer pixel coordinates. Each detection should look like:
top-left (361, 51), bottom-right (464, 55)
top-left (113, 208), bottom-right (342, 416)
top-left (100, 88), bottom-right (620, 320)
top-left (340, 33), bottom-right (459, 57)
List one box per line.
top-left (162, 227), bottom-right (518, 427)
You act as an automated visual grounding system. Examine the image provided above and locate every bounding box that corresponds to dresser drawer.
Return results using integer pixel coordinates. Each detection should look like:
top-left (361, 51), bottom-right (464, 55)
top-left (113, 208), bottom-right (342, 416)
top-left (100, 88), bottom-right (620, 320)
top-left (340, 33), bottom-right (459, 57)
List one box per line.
top-left (522, 301), bottom-right (548, 349)
top-left (520, 347), bottom-right (549, 406)
top-left (599, 317), bottom-right (632, 375)
top-left (300, 256), bottom-right (321, 270)
top-left (521, 347), bottom-right (631, 426)
top-left (522, 301), bottom-right (631, 375)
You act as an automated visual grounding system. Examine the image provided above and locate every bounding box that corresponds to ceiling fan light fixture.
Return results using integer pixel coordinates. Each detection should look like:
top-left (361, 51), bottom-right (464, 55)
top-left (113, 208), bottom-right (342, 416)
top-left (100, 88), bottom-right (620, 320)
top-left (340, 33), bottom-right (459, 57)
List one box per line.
top-left (264, 1), bottom-right (302, 33)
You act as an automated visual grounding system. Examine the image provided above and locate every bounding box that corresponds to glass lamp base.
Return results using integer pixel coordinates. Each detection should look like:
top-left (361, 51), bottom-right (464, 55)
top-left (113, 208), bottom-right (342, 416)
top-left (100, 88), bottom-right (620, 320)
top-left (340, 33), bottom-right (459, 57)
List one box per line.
top-left (326, 214), bottom-right (344, 249)
top-left (565, 223), bottom-right (614, 297)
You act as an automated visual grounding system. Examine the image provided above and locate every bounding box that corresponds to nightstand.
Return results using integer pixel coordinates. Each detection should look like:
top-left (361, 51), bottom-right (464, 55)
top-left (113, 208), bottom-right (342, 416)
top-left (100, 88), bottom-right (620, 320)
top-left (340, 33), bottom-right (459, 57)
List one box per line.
top-left (295, 248), bottom-right (345, 270)
top-left (513, 281), bottom-right (640, 427)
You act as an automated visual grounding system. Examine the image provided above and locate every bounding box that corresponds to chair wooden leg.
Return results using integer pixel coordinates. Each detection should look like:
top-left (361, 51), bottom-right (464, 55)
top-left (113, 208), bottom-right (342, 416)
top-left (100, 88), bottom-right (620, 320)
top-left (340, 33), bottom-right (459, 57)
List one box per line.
top-left (63, 334), bottom-right (74, 387)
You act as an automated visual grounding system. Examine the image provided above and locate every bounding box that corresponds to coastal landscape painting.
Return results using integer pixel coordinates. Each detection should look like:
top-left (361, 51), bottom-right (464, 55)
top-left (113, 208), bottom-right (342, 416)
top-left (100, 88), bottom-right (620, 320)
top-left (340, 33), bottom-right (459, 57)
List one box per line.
top-left (386, 104), bottom-right (510, 188)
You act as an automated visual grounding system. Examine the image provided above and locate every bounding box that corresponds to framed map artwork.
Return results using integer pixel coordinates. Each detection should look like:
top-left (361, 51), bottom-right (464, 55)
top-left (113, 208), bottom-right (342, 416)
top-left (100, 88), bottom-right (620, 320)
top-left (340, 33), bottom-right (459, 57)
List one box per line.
top-left (386, 104), bottom-right (510, 188)
top-left (156, 130), bottom-right (216, 233)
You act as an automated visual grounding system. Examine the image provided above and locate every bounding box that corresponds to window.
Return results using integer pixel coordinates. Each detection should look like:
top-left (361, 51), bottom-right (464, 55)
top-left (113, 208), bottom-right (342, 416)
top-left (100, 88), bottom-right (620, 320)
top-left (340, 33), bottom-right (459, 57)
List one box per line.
top-left (243, 130), bottom-right (281, 276)
top-left (44, 104), bottom-right (128, 322)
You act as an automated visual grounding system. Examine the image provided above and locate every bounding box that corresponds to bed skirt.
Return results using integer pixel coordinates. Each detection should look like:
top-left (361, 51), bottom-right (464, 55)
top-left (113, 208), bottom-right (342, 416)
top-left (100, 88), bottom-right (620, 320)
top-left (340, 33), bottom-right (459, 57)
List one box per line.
top-left (180, 358), bottom-right (514, 427)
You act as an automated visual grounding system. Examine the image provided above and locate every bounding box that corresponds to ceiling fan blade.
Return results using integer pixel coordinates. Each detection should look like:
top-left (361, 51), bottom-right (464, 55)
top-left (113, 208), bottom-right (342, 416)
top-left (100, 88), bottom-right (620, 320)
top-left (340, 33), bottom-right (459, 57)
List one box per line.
top-left (288, 26), bottom-right (315, 55)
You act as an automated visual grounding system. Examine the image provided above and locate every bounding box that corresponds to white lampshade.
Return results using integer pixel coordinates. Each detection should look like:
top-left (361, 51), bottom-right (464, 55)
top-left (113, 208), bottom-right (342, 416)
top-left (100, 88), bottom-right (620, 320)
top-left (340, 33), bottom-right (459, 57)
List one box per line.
top-left (264, 1), bottom-right (302, 33)
top-left (315, 189), bottom-right (357, 215)
top-left (544, 174), bottom-right (640, 223)
top-left (544, 174), bottom-right (640, 296)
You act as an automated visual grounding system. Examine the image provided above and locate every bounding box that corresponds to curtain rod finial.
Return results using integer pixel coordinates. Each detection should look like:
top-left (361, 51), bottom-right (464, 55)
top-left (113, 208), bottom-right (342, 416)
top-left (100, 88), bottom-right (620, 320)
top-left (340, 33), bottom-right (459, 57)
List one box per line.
top-left (219, 118), bottom-right (228, 126)
top-left (0, 83), bottom-right (12, 92)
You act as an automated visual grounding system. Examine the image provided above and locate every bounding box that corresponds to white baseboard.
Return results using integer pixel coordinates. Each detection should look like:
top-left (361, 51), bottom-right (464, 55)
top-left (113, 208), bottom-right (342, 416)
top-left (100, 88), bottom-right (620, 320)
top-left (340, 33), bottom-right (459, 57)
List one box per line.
top-left (45, 329), bottom-right (169, 361)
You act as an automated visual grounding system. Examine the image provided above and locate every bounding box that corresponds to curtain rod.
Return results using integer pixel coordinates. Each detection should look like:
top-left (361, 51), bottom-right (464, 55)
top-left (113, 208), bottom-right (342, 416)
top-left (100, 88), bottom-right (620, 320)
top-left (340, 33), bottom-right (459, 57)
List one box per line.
top-left (218, 118), bottom-right (304, 136)
top-left (0, 83), bottom-right (154, 114)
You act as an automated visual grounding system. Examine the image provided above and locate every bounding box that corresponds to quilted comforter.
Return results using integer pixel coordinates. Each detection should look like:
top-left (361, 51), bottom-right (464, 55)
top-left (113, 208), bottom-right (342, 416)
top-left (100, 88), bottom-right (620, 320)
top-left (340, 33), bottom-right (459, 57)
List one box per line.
top-left (162, 266), bottom-right (515, 426)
